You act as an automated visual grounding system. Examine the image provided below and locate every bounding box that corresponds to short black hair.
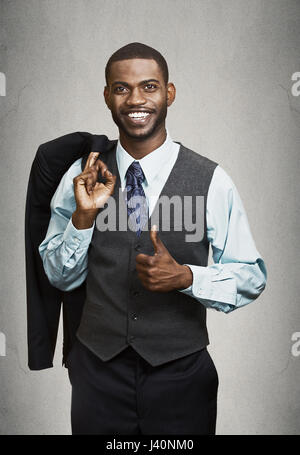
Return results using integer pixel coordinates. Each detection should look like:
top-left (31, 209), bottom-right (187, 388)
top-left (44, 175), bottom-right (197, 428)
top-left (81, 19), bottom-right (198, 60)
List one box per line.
top-left (105, 42), bottom-right (169, 86)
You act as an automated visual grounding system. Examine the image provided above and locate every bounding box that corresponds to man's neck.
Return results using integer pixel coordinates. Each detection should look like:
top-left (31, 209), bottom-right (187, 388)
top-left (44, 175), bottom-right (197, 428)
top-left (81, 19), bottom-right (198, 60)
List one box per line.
top-left (119, 127), bottom-right (167, 160)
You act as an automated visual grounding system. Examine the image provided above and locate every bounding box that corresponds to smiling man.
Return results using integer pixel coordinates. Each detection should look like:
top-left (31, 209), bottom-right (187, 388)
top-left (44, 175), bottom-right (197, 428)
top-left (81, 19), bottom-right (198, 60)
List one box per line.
top-left (38, 42), bottom-right (267, 435)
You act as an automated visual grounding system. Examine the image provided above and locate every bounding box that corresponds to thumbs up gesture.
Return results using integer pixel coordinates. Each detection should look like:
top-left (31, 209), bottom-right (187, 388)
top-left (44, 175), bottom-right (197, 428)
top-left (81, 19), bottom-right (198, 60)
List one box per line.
top-left (135, 226), bottom-right (193, 292)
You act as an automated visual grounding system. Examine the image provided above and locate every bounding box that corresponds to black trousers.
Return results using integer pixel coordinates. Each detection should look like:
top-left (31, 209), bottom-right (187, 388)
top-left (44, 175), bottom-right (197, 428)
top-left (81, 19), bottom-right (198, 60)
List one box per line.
top-left (66, 337), bottom-right (219, 435)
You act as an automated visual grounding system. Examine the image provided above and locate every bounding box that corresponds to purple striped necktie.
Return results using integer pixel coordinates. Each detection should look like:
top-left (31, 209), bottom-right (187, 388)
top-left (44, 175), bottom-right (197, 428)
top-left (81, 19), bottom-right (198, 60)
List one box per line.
top-left (125, 161), bottom-right (149, 237)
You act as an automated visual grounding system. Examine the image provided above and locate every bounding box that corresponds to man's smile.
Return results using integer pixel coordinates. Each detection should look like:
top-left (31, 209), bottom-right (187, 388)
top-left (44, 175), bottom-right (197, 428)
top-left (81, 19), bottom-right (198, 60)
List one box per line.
top-left (123, 110), bottom-right (154, 126)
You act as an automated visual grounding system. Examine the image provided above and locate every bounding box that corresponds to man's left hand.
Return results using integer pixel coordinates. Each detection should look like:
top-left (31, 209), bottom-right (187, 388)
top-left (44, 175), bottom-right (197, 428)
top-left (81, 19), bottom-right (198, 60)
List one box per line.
top-left (135, 226), bottom-right (193, 292)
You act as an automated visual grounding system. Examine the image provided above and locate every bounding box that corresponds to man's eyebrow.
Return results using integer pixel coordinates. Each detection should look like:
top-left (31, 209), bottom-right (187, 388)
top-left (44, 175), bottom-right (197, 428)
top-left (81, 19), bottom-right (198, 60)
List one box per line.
top-left (111, 79), bottom-right (161, 87)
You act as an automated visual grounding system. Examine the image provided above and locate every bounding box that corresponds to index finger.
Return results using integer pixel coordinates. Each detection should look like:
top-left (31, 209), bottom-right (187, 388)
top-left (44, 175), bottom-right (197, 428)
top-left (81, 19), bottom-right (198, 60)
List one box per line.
top-left (84, 152), bottom-right (100, 171)
top-left (135, 253), bottom-right (153, 266)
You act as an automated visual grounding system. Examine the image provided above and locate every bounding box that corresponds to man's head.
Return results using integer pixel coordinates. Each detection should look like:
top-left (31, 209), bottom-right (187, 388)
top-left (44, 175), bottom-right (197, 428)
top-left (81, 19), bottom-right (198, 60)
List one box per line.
top-left (104, 42), bottom-right (175, 141)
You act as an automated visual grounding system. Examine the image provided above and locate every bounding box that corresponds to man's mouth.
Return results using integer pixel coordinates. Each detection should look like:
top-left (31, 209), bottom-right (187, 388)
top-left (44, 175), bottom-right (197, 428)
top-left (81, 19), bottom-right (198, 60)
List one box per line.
top-left (124, 111), bottom-right (153, 125)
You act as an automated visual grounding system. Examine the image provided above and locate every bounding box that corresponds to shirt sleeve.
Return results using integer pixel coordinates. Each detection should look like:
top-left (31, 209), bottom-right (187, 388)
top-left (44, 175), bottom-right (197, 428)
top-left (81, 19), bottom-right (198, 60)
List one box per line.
top-left (179, 165), bottom-right (267, 313)
top-left (38, 158), bottom-right (94, 292)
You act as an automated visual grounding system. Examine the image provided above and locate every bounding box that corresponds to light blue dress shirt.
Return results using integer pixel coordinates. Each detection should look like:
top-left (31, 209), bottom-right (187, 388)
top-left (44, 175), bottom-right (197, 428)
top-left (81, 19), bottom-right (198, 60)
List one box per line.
top-left (39, 129), bottom-right (267, 313)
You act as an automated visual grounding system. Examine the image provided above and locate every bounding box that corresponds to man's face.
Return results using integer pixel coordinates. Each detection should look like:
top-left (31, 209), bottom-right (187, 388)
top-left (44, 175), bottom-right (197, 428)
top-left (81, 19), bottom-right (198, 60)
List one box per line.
top-left (104, 58), bottom-right (175, 140)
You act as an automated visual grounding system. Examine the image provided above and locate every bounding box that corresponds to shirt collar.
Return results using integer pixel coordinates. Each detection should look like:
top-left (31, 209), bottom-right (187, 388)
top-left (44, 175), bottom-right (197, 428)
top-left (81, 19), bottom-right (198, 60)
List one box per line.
top-left (116, 128), bottom-right (174, 186)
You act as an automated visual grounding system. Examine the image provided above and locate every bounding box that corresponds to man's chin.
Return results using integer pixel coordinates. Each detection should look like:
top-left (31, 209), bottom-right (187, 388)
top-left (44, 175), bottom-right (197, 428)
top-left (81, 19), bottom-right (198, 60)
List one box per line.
top-left (125, 129), bottom-right (154, 140)
top-left (119, 123), bottom-right (158, 141)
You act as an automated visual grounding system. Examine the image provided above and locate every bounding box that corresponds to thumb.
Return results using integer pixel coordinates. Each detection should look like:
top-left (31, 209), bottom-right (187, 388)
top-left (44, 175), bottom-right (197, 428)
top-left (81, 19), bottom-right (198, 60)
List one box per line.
top-left (104, 168), bottom-right (117, 193)
top-left (150, 225), bottom-right (166, 255)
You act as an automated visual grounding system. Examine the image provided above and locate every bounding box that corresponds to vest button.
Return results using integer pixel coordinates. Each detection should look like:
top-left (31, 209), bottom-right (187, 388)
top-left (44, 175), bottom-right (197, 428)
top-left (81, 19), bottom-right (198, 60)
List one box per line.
top-left (132, 314), bottom-right (138, 321)
top-left (132, 290), bottom-right (139, 297)
top-left (135, 244), bottom-right (141, 251)
top-left (128, 336), bottom-right (135, 342)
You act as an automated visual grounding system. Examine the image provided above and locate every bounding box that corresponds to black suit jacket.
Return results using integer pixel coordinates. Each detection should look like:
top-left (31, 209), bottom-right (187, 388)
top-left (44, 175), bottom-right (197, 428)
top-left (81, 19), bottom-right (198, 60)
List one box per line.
top-left (25, 131), bottom-right (115, 370)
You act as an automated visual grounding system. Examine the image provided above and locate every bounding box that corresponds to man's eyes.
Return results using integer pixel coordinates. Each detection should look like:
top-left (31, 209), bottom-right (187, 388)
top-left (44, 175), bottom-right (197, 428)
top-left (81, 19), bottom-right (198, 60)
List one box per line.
top-left (114, 84), bottom-right (157, 93)
top-left (144, 84), bottom-right (157, 90)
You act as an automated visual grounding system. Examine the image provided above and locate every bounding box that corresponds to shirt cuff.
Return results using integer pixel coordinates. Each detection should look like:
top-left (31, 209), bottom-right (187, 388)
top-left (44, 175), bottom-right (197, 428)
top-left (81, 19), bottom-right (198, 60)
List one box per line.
top-left (180, 264), bottom-right (237, 307)
top-left (179, 264), bottom-right (208, 295)
top-left (62, 218), bottom-right (95, 250)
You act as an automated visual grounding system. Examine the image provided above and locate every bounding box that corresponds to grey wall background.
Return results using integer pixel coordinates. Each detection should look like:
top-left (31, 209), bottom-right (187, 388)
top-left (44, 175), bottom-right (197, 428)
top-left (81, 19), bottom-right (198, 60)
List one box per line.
top-left (0, 0), bottom-right (299, 435)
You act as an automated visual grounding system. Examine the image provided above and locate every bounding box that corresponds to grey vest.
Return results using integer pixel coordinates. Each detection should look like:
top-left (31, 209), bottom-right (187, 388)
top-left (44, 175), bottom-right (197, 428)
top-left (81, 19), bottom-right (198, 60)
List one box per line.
top-left (76, 141), bottom-right (218, 366)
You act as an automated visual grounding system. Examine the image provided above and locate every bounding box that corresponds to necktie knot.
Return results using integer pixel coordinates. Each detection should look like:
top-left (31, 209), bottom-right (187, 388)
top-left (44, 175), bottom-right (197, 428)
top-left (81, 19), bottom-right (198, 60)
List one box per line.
top-left (126, 161), bottom-right (145, 185)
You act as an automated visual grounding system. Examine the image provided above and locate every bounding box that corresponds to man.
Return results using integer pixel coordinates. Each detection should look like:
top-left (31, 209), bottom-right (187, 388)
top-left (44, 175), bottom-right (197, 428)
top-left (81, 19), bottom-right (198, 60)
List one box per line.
top-left (39, 42), bottom-right (267, 435)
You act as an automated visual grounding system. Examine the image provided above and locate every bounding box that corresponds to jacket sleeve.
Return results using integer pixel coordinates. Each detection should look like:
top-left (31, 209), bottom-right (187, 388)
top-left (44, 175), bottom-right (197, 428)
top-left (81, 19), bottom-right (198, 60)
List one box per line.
top-left (25, 132), bottom-right (93, 370)
top-left (25, 148), bottom-right (63, 370)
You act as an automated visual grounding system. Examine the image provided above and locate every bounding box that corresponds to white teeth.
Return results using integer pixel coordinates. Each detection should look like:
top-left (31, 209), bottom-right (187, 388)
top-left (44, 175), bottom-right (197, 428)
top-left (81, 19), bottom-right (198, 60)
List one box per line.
top-left (128, 112), bottom-right (150, 118)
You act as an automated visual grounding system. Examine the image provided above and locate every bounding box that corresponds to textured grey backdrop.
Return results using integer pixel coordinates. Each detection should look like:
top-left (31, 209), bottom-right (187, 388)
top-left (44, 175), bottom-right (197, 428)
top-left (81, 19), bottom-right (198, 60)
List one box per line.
top-left (0, 0), bottom-right (299, 435)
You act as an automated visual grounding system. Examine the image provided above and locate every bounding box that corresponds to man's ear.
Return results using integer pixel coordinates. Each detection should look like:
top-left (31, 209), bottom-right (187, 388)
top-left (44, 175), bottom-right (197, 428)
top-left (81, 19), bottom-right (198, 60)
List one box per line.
top-left (166, 82), bottom-right (176, 107)
top-left (103, 86), bottom-right (111, 109)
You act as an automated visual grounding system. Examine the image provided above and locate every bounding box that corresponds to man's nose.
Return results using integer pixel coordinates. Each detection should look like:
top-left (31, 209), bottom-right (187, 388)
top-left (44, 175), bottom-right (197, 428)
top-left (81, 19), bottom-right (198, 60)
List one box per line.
top-left (125, 87), bottom-right (146, 105)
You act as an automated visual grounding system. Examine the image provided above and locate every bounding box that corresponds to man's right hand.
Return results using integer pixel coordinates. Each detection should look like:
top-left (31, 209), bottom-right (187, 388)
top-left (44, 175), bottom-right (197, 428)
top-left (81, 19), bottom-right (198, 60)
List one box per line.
top-left (72, 152), bottom-right (116, 229)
